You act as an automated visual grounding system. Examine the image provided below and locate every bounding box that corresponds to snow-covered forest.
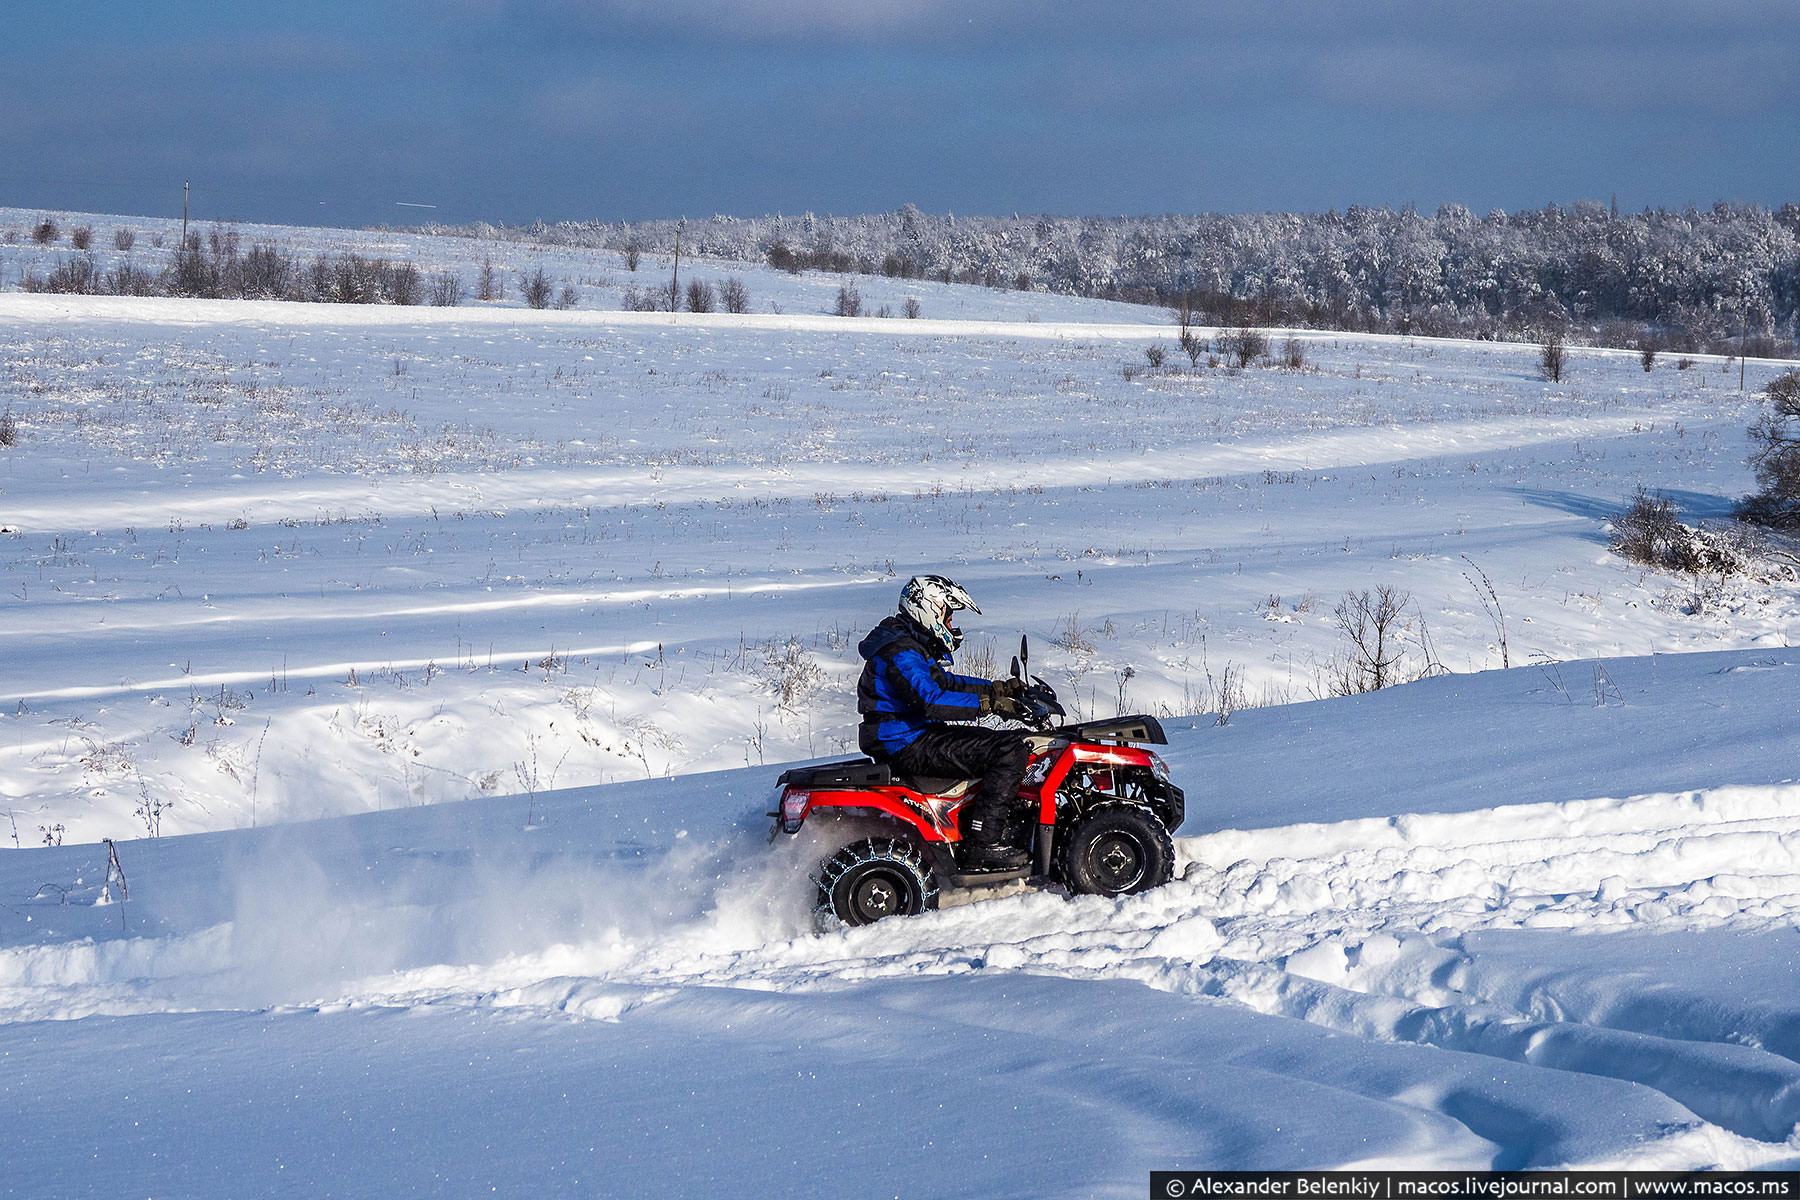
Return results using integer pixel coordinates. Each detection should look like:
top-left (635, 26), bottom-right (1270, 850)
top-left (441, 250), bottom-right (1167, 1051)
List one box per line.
top-left (431, 201), bottom-right (1800, 353)
top-left (13, 200), bottom-right (1799, 357)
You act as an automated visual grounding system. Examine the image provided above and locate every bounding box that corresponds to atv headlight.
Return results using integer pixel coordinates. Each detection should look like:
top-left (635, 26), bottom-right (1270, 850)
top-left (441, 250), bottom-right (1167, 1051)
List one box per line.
top-left (1149, 755), bottom-right (1171, 785)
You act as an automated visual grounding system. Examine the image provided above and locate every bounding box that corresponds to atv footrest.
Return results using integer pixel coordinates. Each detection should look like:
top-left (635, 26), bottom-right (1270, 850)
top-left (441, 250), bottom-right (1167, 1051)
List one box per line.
top-left (946, 867), bottom-right (1032, 889)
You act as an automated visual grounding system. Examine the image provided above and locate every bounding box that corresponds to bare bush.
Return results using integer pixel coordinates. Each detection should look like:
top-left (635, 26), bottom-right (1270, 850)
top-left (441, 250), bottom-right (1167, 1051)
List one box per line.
top-left (430, 271), bottom-right (463, 307)
top-left (556, 281), bottom-right (578, 310)
top-left (0, 408), bottom-right (16, 447)
top-left (104, 262), bottom-right (158, 295)
top-left (1614, 489), bottom-right (1763, 577)
top-left (31, 217), bottom-right (57, 245)
top-left (904, 297), bottom-right (922, 319)
top-left (1330, 586), bottom-right (1411, 695)
top-left (1172, 292), bottom-right (1200, 350)
top-left (958, 636), bottom-right (999, 682)
top-left (721, 276), bottom-right (750, 314)
top-left (1282, 337), bottom-right (1306, 370)
top-left (113, 227), bottom-right (136, 252)
top-left (24, 255), bottom-right (103, 294)
top-left (1540, 333), bottom-right (1567, 382)
top-left (624, 283), bottom-right (678, 312)
top-left (477, 258), bottom-right (503, 302)
top-left (686, 279), bottom-right (716, 313)
top-left (1054, 613), bottom-right (1097, 654)
top-left (1769, 369), bottom-right (1800, 412)
top-left (1611, 489), bottom-right (1687, 566)
top-left (1740, 371), bottom-right (1800, 526)
top-left (521, 267), bottom-right (553, 309)
top-left (69, 225), bottom-right (93, 250)
top-left (387, 262), bottom-right (421, 306)
top-left (233, 244), bottom-right (287, 298)
top-left (1145, 343), bottom-right (1166, 370)
top-left (1224, 326), bottom-right (1269, 369)
top-left (299, 254), bottom-right (420, 304)
top-left (1640, 338), bottom-right (1658, 372)
top-left (835, 285), bottom-right (862, 317)
top-left (624, 242), bottom-right (640, 271)
top-left (1209, 663), bottom-right (1246, 726)
top-left (762, 637), bottom-right (824, 710)
top-left (1179, 331), bottom-right (1206, 369)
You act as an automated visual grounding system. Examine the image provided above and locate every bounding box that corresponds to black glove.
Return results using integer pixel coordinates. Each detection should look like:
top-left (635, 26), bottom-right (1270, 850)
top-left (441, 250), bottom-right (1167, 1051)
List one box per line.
top-left (988, 677), bottom-right (1029, 720)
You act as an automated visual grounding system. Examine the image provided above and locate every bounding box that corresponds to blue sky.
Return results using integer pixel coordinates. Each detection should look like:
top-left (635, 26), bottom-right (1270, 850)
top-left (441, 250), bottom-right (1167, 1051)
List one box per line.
top-left (4, 0), bottom-right (1797, 227)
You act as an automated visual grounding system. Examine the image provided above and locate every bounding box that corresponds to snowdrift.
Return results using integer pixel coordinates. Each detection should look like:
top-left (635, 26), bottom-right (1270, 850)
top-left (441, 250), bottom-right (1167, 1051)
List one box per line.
top-left (8, 649), bottom-right (1800, 1192)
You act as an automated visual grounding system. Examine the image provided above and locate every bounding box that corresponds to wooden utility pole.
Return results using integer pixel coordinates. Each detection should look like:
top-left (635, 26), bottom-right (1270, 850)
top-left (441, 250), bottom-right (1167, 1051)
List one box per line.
top-left (182, 181), bottom-right (189, 248)
top-left (671, 220), bottom-right (683, 310)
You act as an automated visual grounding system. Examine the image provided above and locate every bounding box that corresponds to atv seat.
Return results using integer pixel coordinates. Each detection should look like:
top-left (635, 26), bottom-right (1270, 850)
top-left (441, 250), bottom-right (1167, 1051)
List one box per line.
top-left (892, 772), bottom-right (974, 798)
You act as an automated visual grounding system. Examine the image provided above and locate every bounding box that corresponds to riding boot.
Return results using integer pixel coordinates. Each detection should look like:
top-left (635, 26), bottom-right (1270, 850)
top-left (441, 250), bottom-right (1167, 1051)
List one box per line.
top-left (961, 816), bottom-right (1030, 870)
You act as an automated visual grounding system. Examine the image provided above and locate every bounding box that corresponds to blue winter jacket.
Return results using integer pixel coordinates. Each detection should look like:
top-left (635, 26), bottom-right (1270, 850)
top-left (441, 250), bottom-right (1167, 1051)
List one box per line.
top-left (856, 615), bottom-right (990, 756)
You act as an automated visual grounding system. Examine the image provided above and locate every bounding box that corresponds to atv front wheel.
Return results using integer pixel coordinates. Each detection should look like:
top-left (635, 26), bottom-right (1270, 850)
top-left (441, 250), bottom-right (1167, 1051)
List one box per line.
top-left (1058, 803), bottom-right (1174, 897)
top-left (817, 837), bottom-right (939, 927)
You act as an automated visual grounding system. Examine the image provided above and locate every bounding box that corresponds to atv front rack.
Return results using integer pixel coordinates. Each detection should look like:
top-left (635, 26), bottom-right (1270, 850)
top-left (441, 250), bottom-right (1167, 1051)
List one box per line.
top-left (1044, 714), bottom-right (1168, 745)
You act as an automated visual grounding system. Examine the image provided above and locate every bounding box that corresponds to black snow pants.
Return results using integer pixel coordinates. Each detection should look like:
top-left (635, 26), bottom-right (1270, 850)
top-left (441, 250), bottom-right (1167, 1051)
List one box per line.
top-left (888, 725), bottom-right (1030, 838)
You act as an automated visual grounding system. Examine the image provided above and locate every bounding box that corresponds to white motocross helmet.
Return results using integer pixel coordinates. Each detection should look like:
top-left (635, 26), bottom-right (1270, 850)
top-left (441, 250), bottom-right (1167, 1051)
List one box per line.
top-left (899, 574), bottom-right (980, 656)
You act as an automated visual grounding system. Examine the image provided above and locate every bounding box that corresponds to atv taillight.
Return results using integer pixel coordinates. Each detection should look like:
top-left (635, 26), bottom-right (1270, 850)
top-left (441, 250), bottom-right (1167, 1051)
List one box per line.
top-left (1089, 769), bottom-right (1114, 793)
top-left (780, 790), bottom-right (811, 831)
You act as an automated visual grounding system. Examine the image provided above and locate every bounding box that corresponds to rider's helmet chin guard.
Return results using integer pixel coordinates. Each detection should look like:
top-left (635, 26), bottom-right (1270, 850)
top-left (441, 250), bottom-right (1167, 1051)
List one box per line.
top-left (899, 575), bottom-right (980, 656)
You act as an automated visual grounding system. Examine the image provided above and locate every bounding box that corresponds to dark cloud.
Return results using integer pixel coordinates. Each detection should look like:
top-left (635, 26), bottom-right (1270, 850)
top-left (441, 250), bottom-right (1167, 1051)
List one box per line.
top-left (1, 1), bottom-right (1796, 224)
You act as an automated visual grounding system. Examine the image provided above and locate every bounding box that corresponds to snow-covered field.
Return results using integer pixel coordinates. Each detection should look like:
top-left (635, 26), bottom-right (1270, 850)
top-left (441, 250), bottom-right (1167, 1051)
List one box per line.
top-left (6, 210), bottom-right (1800, 1192)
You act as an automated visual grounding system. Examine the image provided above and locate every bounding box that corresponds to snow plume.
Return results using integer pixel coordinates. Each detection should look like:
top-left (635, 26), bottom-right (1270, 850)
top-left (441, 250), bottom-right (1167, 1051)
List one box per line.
top-left (0, 787), bottom-right (826, 1020)
top-left (212, 815), bottom-right (822, 1008)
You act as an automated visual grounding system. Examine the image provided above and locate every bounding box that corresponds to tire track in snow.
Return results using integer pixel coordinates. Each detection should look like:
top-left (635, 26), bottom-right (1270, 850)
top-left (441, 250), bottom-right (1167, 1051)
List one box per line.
top-left (2, 408), bottom-right (1667, 535)
top-left (12, 778), bottom-right (1800, 1155)
top-left (1174, 787), bottom-right (1800, 1145)
top-left (334, 783), bottom-right (1800, 1149)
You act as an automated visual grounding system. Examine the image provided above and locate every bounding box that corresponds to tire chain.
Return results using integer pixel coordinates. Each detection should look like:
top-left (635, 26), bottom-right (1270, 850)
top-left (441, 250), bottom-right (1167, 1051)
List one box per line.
top-left (813, 837), bottom-right (939, 923)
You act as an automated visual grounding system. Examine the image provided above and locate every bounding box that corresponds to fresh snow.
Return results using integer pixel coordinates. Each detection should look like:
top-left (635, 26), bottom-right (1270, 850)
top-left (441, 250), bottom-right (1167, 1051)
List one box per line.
top-left (5, 213), bottom-right (1800, 1192)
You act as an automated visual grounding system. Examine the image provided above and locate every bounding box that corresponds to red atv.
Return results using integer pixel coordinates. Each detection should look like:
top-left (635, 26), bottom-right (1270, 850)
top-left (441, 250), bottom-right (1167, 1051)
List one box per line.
top-left (769, 640), bottom-right (1185, 926)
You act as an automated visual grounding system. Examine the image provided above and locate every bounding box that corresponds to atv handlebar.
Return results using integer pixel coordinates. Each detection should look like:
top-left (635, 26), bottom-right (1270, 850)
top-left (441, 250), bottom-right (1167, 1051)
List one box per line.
top-left (1002, 634), bottom-right (1066, 730)
top-left (1012, 676), bottom-right (1065, 729)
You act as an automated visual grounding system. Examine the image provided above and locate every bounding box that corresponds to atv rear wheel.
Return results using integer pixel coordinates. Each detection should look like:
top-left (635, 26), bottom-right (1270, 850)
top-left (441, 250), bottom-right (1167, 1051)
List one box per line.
top-left (1058, 803), bottom-right (1174, 897)
top-left (817, 837), bottom-right (939, 927)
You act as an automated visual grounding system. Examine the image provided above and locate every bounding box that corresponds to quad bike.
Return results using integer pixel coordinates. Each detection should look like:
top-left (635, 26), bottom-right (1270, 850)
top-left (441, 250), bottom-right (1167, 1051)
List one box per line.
top-left (768, 638), bottom-right (1185, 926)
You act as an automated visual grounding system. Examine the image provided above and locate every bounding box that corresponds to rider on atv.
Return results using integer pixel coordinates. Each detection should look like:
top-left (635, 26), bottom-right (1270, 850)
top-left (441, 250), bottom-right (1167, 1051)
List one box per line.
top-left (857, 575), bottom-right (1034, 871)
